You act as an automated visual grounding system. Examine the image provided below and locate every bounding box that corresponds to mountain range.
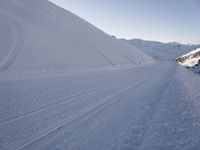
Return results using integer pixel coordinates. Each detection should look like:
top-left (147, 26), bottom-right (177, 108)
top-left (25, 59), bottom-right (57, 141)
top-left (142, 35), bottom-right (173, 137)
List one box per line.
top-left (122, 38), bottom-right (200, 61)
top-left (0, 1), bottom-right (200, 150)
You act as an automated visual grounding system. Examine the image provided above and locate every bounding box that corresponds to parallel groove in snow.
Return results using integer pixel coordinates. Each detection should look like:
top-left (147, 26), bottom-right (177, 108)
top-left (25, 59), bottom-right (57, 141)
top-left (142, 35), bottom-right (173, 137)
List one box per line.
top-left (0, 77), bottom-right (131, 126)
top-left (3, 80), bottom-right (145, 150)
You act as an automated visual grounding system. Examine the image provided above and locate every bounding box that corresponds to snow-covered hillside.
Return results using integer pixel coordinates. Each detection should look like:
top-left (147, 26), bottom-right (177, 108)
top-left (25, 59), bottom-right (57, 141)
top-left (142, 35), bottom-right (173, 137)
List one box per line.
top-left (0, 0), bottom-right (153, 74)
top-left (1, 1), bottom-right (200, 150)
top-left (123, 39), bottom-right (200, 61)
top-left (175, 48), bottom-right (200, 74)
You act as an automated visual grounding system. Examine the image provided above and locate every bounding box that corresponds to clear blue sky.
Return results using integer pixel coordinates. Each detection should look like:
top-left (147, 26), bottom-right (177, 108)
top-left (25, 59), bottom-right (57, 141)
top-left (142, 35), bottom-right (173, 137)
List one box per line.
top-left (50, 0), bottom-right (200, 44)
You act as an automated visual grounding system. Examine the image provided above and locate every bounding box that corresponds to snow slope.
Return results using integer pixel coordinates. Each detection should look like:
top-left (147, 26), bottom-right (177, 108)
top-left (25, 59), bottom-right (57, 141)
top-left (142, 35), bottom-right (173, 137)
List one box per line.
top-left (123, 39), bottom-right (200, 61)
top-left (0, 0), bottom-right (153, 74)
top-left (1, 1), bottom-right (200, 150)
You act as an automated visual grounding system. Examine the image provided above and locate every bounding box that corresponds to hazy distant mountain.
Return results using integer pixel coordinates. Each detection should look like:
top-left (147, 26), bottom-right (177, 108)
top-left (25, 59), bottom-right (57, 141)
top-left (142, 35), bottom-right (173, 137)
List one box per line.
top-left (122, 38), bottom-right (200, 61)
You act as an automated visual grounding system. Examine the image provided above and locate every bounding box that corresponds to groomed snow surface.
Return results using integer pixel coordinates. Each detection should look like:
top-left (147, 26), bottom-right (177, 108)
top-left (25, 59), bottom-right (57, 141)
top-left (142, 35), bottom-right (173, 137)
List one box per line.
top-left (1, 62), bottom-right (200, 150)
top-left (0, 0), bottom-right (200, 150)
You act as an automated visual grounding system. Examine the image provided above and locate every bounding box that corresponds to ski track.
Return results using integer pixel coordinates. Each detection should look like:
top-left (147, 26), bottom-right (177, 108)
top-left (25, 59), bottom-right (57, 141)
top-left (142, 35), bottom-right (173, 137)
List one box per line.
top-left (17, 63), bottom-right (176, 150)
top-left (1, 80), bottom-right (131, 149)
top-left (1, 62), bottom-right (199, 150)
top-left (15, 80), bottom-right (145, 150)
top-left (1, 0), bottom-right (199, 149)
top-left (0, 77), bottom-right (132, 126)
top-left (0, 63), bottom-right (153, 125)
top-left (0, 65), bottom-right (148, 150)
top-left (0, 63), bottom-right (149, 149)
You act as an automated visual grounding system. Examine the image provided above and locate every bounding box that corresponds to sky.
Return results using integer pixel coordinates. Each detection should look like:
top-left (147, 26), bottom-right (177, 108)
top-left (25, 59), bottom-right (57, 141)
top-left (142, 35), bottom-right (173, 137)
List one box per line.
top-left (50, 0), bottom-right (200, 44)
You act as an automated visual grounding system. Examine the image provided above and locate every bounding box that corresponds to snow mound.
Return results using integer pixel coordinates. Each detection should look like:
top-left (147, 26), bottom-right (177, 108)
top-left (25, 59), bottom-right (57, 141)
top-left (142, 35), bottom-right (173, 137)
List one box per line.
top-left (0, 0), bottom-right (153, 73)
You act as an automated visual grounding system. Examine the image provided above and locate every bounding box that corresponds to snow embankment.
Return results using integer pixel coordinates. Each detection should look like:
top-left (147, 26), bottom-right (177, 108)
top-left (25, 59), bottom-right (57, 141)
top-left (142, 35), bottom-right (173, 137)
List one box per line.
top-left (0, 0), bottom-right (153, 75)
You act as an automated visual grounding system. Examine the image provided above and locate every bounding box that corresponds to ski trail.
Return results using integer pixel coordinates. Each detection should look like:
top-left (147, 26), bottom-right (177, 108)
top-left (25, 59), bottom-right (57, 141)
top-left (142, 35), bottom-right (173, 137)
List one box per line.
top-left (0, 79), bottom-right (133, 148)
top-left (0, 77), bottom-right (132, 126)
top-left (17, 64), bottom-right (175, 150)
top-left (5, 79), bottom-right (145, 150)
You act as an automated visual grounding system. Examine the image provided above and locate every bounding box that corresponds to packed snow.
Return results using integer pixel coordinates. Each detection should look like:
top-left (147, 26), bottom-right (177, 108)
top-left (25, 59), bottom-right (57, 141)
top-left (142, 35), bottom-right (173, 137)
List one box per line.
top-left (0, 0), bottom-right (200, 150)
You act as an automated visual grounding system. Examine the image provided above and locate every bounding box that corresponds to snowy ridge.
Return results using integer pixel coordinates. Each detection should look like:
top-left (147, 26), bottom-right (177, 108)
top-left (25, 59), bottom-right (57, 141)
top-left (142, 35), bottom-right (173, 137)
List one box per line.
top-left (122, 38), bottom-right (200, 61)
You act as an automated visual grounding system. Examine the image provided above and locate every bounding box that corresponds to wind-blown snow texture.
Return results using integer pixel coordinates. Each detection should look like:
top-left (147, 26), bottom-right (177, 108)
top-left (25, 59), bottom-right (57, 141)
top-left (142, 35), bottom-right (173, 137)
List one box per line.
top-left (0, 0), bottom-right (200, 150)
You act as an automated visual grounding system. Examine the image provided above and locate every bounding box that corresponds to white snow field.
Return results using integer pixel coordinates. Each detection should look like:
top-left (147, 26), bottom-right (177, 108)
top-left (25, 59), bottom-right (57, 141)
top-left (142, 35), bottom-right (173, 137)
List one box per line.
top-left (0, 0), bottom-right (200, 150)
